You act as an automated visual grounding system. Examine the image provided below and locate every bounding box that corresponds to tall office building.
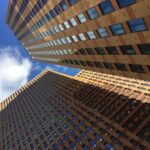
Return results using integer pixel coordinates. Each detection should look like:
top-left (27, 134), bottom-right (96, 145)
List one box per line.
top-left (0, 69), bottom-right (150, 149)
top-left (6, 0), bottom-right (150, 81)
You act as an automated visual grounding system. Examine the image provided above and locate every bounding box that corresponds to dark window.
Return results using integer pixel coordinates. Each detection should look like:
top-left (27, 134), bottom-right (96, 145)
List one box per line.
top-left (99, 0), bottom-right (114, 15)
top-left (41, 0), bottom-right (47, 5)
top-left (128, 18), bottom-right (147, 32)
top-left (49, 10), bottom-right (56, 18)
top-left (120, 45), bottom-right (136, 55)
top-left (106, 47), bottom-right (118, 55)
top-left (148, 66), bottom-right (150, 71)
top-left (79, 60), bottom-right (86, 66)
top-left (43, 141), bottom-right (48, 148)
top-left (79, 49), bottom-right (87, 55)
top-left (117, 0), bottom-right (136, 8)
top-left (54, 5), bottom-right (61, 15)
top-left (138, 44), bottom-right (150, 54)
top-left (86, 61), bottom-right (94, 67)
top-left (129, 64), bottom-right (145, 73)
top-left (95, 47), bottom-right (105, 55)
top-left (103, 63), bottom-right (114, 69)
top-left (60, 0), bottom-right (68, 11)
top-left (94, 62), bottom-right (103, 68)
top-left (87, 7), bottom-right (99, 19)
top-left (105, 143), bottom-right (115, 150)
top-left (115, 63), bottom-right (127, 71)
top-left (68, 0), bottom-right (77, 6)
top-left (45, 14), bottom-right (51, 21)
top-left (110, 23), bottom-right (125, 35)
top-left (86, 48), bottom-right (95, 55)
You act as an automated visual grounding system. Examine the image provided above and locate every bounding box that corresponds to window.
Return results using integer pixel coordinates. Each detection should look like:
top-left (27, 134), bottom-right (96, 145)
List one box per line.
top-left (66, 37), bottom-right (72, 43)
top-left (117, 0), bottom-right (136, 8)
top-left (77, 13), bottom-right (87, 23)
top-left (79, 33), bottom-right (86, 41)
top-left (60, 0), bottom-right (68, 11)
top-left (87, 31), bottom-right (96, 40)
top-left (75, 137), bottom-right (82, 144)
top-left (110, 23), bottom-right (125, 35)
top-left (54, 5), bottom-right (61, 15)
top-left (105, 143), bottom-right (116, 150)
top-left (87, 7), bottom-right (99, 19)
top-left (68, 0), bottom-right (77, 6)
top-left (49, 10), bottom-right (56, 18)
top-left (72, 35), bottom-right (78, 42)
top-left (97, 28), bottom-right (109, 38)
top-left (120, 45), bottom-right (136, 55)
top-left (103, 63), bottom-right (114, 69)
top-left (129, 64), bottom-right (145, 73)
top-left (99, 0), bottom-right (114, 15)
top-left (128, 18), bottom-right (147, 32)
top-left (70, 18), bottom-right (78, 26)
top-left (115, 63), bottom-right (127, 71)
top-left (63, 21), bottom-right (70, 29)
top-left (86, 48), bottom-right (95, 55)
top-left (106, 47), bottom-right (118, 55)
top-left (95, 47), bottom-right (105, 55)
top-left (79, 49), bottom-right (86, 55)
top-left (88, 139), bottom-right (97, 148)
top-left (94, 62), bottom-right (102, 68)
top-left (138, 44), bottom-right (150, 54)
top-left (94, 133), bottom-right (103, 141)
top-left (58, 24), bottom-right (64, 31)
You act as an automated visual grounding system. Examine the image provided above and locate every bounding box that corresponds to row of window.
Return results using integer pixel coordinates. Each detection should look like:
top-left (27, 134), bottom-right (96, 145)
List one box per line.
top-left (62, 59), bottom-right (149, 73)
top-left (15, 0), bottom-right (48, 36)
top-left (16, 0), bottom-right (77, 38)
top-left (26, 17), bottom-right (148, 51)
top-left (10, 0), bottom-right (29, 30)
top-left (19, 0), bottom-right (137, 41)
top-left (30, 44), bottom-right (150, 56)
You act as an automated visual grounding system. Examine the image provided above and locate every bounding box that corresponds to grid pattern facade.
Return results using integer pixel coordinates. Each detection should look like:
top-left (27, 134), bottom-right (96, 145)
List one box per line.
top-left (0, 70), bottom-right (150, 150)
top-left (6, 0), bottom-right (150, 81)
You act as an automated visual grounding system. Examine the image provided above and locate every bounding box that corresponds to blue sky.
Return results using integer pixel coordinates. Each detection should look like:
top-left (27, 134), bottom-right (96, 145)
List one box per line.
top-left (0, 0), bottom-right (80, 102)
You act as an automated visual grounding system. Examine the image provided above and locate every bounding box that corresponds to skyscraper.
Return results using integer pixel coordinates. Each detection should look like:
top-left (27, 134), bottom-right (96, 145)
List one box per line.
top-left (6, 0), bottom-right (150, 81)
top-left (0, 69), bottom-right (150, 149)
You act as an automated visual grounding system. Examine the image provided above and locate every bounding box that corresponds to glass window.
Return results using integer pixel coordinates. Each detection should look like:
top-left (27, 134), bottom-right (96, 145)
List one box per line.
top-left (60, 0), bottom-right (68, 11)
top-left (103, 63), bottom-right (114, 69)
top-left (87, 31), bottom-right (96, 40)
top-left (79, 49), bottom-right (86, 55)
top-left (70, 18), bottom-right (78, 26)
top-left (105, 143), bottom-right (115, 150)
top-left (110, 23), bottom-right (125, 35)
top-left (86, 48), bottom-right (95, 55)
top-left (53, 144), bottom-right (58, 150)
top-left (87, 7), bottom-right (99, 19)
top-left (97, 28), bottom-right (109, 38)
top-left (117, 0), bottom-right (136, 8)
top-left (54, 5), bottom-right (61, 15)
top-left (58, 24), bottom-right (64, 31)
top-left (99, 0), bottom-right (114, 15)
top-left (94, 61), bottom-right (102, 68)
top-left (68, 0), bottom-right (77, 6)
top-left (79, 33), bottom-right (86, 41)
top-left (95, 47), bottom-right (105, 55)
top-left (88, 139), bottom-right (97, 148)
top-left (75, 137), bottom-right (82, 144)
top-left (66, 37), bottom-right (72, 43)
top-left (72, 35), bottom-right (78, 42)
top-left (49, 10), bottom-right (56, 18)
top-left (129, 64), bottom-right (145, 73)
top-left (94, 134), bottom-right (103, 141)
top-left (128, 18), bottom-right (147, 32)
top-left (138, 44), bottom-right (150, 54)
top-left (77, 13), bottom-right (87, 23)
top-left (63, 21), bottom-right (70, 29)
top-left (115, 63), bottom-right (127, 71)
top-left (120, 45), bottom-right (136, 55)
top-left (106, 47), bottom-right (118, 55)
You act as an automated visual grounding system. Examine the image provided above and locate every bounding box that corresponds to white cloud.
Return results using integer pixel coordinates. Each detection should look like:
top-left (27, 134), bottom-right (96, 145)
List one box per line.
top-left (0, 46), bottom-right (32, 103)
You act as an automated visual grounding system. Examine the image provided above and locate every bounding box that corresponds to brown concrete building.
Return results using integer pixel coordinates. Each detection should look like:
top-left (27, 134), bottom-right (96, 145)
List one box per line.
top-left (0, 69), bottom-right (150, 149)
top-left (6, 0), bottom-right (150, 81)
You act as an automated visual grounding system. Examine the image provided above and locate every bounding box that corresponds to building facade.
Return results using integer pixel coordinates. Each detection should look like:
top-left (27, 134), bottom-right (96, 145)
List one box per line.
top-left (6, 0), bottom-right (150, 81)
top-left (0, 69), bottom-right (150, 149)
